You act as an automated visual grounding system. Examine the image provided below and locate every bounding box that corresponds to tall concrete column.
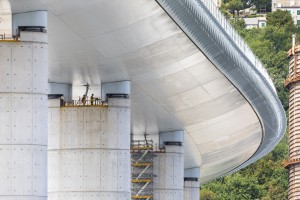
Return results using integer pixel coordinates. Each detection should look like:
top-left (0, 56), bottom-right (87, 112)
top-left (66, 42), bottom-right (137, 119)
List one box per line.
top-left (184, 168), bottom-right (200, 200)
top-left (0, 30), bottom-right (48, 199)
top-left (48, 83), bottom-right (131, 200)
top-left (153, 131), bottom-right (184, 200)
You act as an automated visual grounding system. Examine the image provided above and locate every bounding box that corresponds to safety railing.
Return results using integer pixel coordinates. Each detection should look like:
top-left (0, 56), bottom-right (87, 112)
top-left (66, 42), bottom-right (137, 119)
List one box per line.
top-left (197, 0), bottom-right (275, 91)
top-left (62, 99), bottom-right (108, 107)
top-left (0, 33), bottom-right (19, 42)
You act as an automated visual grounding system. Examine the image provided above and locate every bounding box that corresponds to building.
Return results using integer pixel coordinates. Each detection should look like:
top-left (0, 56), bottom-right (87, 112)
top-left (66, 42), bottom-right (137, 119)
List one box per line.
top-left (244, 17), bottom-right (267, 29)
top-left (284, 35), bottom-right (300, 200)
top-left (0, 0), bottom-right (286, 200)
top-left (272, 0), bottom-right (300, 24)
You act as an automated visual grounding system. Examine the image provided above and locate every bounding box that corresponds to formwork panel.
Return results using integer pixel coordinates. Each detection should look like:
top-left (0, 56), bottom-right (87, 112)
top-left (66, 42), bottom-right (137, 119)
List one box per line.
top-left (118, 192), bottom-right (131, 200)
top-left (174, 190), bottom-right (184, 200)
top-left (83, 150), bottom-right (101, 191)
top-left (117, 108), bottom-right (130, 149)
top-left (173, 154), bottom-right (184, 189)
top-left (165, 154), bottom-right (174, 189)
top-left (11, 145), bottom-right (33, 195)
top-left (117, 150), bottom-right (130, 191)
top-left (153, 153), bottom-right (160, 187)
top-left (0, 145), bottom-right (12, 194)
top-left (32, 44), bottom-right (48, 94)
top-left (83, 192), bottom-right (130, 200)
top-left (63, 108), bottom-right (84, 149)
top-left (84, 108), bottom-right (101, 148)
top-left (159, 154), bottom-right (166, 189)
top-left (84, 193), bottom-right (101, 200)
top-left (59, 111), bottom-right (66, 149)
top-left (0, 45), bottom-right (12, 92)
top-left (50, 192), bottom-right (128, 200)
top-left (155, 190), bottom-right (173, 200)
top-left (12, 94), bottom-right (32, 144)
top-left (48, 108), bottom-right (60, 149)
top-left (100, 150), bottom-right (118, 191)
top-left (0, 197), bottom-right (46, 200)
top-left (48, 151), bottom-right (63, 192)
top-left (32, 146), bottom-right (47, 196)
top-left (0, 94), bottom-right (12, 144)
top-left (50, 193), bottom-right (83, 200)
top-left (98, 193), bottom-right (118, 200)
top-left (63, 150), bottom-right (84, 191)
top-left (101, 107), bottom-right (118, 148)
top-left (32, 94), bottom-right (48, 145)
top-left (11, 44), bottom-right (32, 93)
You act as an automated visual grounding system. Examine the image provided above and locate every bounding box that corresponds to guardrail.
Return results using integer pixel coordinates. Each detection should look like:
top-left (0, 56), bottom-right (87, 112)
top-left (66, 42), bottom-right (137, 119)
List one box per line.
top-left (0, 33), bottom-right (19, 42)
top-left (62, 99), bottom-right (108, 107)
top-left (198, 0), bottom-right (275, 91)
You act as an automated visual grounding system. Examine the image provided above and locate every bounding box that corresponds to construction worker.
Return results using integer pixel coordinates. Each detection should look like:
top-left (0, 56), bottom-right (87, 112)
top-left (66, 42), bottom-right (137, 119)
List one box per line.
top-left (91, 94), bottom-right (94, 105)
top-left (82, 95), bottom-right (86, 105)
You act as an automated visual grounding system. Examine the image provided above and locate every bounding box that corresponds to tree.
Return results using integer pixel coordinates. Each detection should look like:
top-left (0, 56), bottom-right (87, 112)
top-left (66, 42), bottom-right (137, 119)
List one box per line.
top-left (249, 0), bottom-right (271, 12)
top-left (225, 0), bottom-right (244, 15)
top-left (230, 18), bottom-right (246, 31)
top-left (200, 189), bottom-right (215, 200)
top-left (267, 10), bottom-right (295, 30)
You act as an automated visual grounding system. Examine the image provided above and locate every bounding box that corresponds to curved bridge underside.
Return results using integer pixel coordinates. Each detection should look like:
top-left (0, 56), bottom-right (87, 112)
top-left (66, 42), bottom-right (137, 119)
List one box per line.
top-left (3, 0), bottom-right (286, 183)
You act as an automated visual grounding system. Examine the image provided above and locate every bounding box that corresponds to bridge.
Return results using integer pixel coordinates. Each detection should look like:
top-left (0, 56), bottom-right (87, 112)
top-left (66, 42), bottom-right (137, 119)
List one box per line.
top-left (0, 0), bottom-right (286, 199)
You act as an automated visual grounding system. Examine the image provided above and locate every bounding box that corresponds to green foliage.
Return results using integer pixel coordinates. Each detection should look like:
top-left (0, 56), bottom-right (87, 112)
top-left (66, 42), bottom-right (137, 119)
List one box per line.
top-left (224, 0), bottom-right (244, 14)
top-left (230, 18), bottom-right (246, 31)
top-left (267, 10), bottom-right (295, 30)
top-left (223, 0), bottom-right (272, 12)
top-left (201, 8), bottom-right (293, 200)
top-left (200, 189), bottom-right (216, 200)
top-left (249, 0), bottom-right (271, 12)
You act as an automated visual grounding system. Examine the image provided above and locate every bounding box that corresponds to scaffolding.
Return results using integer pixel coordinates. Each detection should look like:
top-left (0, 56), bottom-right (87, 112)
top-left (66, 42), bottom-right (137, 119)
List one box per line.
top-left (285, 43), bottom-right (300, 199)
top-left (131, 140), bottom-right (154, 200)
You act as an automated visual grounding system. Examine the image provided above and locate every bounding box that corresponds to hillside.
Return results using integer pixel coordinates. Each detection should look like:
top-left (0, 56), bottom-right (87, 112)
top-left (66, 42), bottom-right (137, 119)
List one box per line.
top-left (200, 9), bottom-right (295, 200)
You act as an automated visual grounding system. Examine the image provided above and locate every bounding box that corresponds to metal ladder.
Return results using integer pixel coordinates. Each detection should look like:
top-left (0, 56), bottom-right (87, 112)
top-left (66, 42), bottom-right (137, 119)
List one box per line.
top-left (131, 140), bottom-right (154, 200)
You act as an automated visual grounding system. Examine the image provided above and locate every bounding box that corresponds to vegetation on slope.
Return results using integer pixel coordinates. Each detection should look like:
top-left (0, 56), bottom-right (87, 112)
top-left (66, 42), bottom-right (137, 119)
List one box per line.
top-left (200, 10), bottom-right (297, 200)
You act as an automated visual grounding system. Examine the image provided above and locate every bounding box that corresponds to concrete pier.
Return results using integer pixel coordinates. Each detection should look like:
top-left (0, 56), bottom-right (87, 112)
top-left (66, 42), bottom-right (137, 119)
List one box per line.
top-left (184, 168), bottom-right (200, 200)
top-left (48, 98), bottom-right (131, 200)
top-left (0, 32), bottom-right (48, 199)
top-left (153, 144), bottom-right (184, 199)
top-left (153, 131), bottom-right (184, 200)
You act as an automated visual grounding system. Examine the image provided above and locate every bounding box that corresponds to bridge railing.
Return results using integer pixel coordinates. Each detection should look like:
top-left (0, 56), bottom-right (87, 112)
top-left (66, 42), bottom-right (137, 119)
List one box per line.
top-left (198, 0), bottom-right (275, 91)
top-left (63, 99), bottom-right (107, 107)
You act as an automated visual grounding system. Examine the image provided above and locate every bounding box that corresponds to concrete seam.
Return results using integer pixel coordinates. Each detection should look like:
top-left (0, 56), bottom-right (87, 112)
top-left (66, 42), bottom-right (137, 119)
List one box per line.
top-left (48, 148), bottom-right (130, 151)
top-left (31, 43), bottom-right (34, 195)
top-left (0, 144), bottom-right (47, 146)
top-left (10, 45), bottom-right (12, 147)
top-left (0, 92), bottom-right (48, 95)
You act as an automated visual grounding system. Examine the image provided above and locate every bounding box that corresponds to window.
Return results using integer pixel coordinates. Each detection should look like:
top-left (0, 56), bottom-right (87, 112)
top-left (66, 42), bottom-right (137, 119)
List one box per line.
top-left (297, 10), bottom-right (300, 15)
top-left (261, 22), bottom-right (266, 27)
top-left (297, 20), bottom-right (300, 25)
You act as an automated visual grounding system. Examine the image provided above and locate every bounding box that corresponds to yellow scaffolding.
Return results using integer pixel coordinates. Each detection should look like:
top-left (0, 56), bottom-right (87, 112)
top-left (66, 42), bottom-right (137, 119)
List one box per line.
top-left (131, 140), bottom-right (154, 200)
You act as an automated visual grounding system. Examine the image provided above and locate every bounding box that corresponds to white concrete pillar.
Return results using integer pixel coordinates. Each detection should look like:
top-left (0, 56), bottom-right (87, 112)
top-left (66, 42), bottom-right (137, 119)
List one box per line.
top-left (184, 168), bottom-right (200, 200)
top-left (153, 131), bottom-right (184, 200)
top-left (0, 31), bottom-right (48, 199)
top-left (48, 97), bottom-right (131, 200)
top-left (101, 81), bottom-right (130, 101)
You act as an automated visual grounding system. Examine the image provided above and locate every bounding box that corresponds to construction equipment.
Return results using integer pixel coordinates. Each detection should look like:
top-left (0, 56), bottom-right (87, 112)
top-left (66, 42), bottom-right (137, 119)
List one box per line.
top-left (131, 140), bottom-right (154, 200)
